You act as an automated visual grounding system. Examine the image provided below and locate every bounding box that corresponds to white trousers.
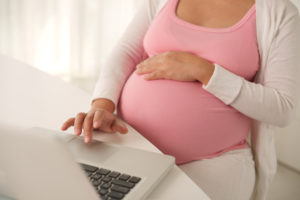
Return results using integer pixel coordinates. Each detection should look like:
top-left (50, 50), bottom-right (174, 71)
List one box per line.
top-left (178, 147), bottom-right (256, 200)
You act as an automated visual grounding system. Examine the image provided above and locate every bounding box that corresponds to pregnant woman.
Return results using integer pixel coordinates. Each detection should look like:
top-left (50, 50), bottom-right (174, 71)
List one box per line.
top-left (61, 0), bottom-right (300, 199)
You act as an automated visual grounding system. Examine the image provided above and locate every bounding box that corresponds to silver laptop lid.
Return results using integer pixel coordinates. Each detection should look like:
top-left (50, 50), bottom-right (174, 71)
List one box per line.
top-left (0, 124), bottom-right (100, 200)
top-left (0, 124), bottom-right (175, 200)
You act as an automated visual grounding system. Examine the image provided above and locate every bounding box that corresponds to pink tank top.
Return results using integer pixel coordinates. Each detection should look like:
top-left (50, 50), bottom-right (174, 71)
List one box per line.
top-left (117, 0), bottom-right (259, 164)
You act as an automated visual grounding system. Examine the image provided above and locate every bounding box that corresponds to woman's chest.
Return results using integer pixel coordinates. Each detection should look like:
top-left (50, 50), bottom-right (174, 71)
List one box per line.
top-left (175, 0), bottom-right (255, 29)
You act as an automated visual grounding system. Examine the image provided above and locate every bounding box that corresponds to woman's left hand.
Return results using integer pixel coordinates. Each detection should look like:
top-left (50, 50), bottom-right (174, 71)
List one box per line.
top-left (135, 51), bottom-right (215, 85)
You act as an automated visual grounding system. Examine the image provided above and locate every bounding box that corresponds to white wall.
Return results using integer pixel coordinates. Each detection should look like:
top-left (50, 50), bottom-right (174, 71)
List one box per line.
top-left (274, 0), bottom-right (300, 171)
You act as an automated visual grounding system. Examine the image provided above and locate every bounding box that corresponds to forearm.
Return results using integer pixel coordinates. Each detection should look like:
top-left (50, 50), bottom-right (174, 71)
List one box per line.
top-left (91, 0), bottom-right (153, 110)
top-left (91, 46), bottom-right (139, 111)
top-left (203, 64), bottom-right (300, 127)
top-left (230, 79), bottom-right (298, 127)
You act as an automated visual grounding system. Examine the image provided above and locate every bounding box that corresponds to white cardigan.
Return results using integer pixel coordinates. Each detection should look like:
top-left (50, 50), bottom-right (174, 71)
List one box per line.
top-left (91, 0), bottom-right (300, 199)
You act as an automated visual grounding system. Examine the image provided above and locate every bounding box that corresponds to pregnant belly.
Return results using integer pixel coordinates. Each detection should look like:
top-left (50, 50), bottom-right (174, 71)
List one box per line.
top-left (117, 72), bottom-right (250, 164)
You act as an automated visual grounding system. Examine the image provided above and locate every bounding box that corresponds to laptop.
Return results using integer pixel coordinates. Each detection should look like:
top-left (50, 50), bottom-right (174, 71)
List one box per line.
top-left (0, 123), bottom-right (175, 200)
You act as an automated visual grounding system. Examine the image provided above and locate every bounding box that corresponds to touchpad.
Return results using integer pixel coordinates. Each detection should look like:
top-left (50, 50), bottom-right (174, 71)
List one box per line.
top-left (66, 137), bottom-right (118, 165)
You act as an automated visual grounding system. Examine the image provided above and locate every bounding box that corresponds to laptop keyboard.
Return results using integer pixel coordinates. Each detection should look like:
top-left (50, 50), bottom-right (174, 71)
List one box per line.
top-left (80, 163), bottom-right (141, 200)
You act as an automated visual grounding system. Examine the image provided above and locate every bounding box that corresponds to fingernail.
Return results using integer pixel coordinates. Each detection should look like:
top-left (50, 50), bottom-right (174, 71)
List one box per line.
top-left (93, 122), bottom-right (98, 128)
top-left (84, 137), bottom-right (89, 143)
top-left (121, 124), bottom-right (126, 129)
top-left (75, 128), bottom-right (80, 135)
top-left (121, 126), bottom-right (128, 133)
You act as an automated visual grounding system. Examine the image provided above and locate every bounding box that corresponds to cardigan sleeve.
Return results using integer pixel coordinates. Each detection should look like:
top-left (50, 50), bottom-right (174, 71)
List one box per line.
top-left (203, 11), bottom-right (300, 128)
top-left (91, 0), bottom-right (155, 111)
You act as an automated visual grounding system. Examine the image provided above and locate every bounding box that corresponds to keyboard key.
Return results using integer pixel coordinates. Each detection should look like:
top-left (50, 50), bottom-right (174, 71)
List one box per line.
top-left (101, 183), bottom-right (111, 189)
top-left (102, 176), bottom-right (112, 183)
top-left (92, 180), bottom-right (101, 187)
top-left (128, 176), bottom-right (141, 183)
top-left (108, 191), bottom-right (124, 199)
top-left (111, 185), bottom-right (130, 194)
top-left (97, 168), bottom-right (111, 175)
top-left (112, 179), bottom-right (134, 188)
top-left (91, 173), bottom-right (102, 180)
top-left (98, 189), bottom-right (108, 195)
top-left (100, 196), bottom-right (108, 200)
top-left (80, 163), bottom-right (98, 172)
top-left (118, 174), bottom-right (130, 181)
top-left (109, 171), bottom-right (121, 178)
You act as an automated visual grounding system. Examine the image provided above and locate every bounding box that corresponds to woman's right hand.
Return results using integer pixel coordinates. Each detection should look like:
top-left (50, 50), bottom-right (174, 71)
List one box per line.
top-left (61, 99), bottom-right (128, 144)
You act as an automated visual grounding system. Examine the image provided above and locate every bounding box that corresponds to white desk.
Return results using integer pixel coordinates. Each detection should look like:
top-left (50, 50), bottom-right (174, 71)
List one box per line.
top-left (0, 54), bottom-right (210, 200)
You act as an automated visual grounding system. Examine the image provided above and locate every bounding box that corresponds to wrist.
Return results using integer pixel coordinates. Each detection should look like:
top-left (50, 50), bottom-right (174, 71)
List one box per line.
top-left (195, 62), bottom-right (215, 85)
top-left (91, 98), bottom-right (115, 113)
